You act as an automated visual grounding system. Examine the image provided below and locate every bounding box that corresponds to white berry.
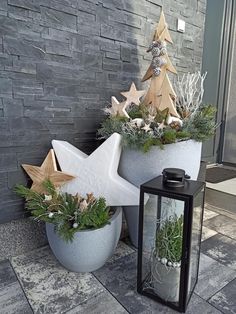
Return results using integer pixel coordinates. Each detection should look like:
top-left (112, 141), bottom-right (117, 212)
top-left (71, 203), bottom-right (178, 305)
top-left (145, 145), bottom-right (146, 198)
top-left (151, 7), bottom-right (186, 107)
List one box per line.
top-left (48, 212), bottom-right (54, 218)
top-left (73, 223), bottom-right (78, 229)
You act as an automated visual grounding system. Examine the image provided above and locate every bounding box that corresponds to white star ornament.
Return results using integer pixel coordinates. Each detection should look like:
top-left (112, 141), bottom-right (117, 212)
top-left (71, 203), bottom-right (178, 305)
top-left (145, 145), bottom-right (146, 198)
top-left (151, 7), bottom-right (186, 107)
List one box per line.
top-left (52, 133), bottom-right (141, 206)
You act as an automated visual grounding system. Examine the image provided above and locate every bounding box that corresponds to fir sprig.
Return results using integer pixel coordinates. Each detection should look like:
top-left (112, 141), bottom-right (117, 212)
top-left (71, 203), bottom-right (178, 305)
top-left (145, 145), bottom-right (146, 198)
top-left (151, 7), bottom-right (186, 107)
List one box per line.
top-left (98, 103), bottom-right (216, 152)
top-left (15, 181), bottom-right (110, 242)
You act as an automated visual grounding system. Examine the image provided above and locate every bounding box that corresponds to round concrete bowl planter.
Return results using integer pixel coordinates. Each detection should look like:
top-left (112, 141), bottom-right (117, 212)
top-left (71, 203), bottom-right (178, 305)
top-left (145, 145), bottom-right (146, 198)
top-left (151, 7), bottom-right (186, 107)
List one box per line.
top-left (46, 207), bottom-right (122, 272)
top-left (118, 140), bottom-right (202, 247)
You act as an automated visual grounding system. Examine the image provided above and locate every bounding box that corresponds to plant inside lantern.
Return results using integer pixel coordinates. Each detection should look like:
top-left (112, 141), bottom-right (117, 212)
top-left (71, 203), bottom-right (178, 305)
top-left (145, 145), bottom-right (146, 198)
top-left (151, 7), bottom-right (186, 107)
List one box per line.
top-left (155, 214), bottom-right (183, 265)
top-left (148, 215), bottom-right (184, 303)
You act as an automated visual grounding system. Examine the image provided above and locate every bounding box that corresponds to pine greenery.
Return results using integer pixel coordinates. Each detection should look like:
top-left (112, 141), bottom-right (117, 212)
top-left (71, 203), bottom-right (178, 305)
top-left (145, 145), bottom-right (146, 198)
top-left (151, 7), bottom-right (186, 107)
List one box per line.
top-left (98, 103), bottom-right (216, 152)
top-left (15, 180), bottom-right (110, 242)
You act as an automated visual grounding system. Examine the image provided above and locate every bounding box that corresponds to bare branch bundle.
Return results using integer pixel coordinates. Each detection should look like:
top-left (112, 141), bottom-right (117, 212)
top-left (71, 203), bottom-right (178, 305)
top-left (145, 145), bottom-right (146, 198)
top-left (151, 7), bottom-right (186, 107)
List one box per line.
top-left (175, 72), bottom-right (207, 118)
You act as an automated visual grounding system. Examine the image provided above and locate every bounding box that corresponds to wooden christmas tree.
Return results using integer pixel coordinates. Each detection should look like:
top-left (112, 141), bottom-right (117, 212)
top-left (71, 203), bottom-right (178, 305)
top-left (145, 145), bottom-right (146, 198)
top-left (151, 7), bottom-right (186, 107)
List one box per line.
top-left (142, 11), bottom-right (180, 118)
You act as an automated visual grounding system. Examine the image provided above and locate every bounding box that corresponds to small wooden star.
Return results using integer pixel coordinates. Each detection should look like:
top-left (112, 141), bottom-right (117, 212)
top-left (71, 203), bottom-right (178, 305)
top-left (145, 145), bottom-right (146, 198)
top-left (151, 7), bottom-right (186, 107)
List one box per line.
top-left (120, 82), bottom-right (146, 106)
top-left (158, 120), bottom-right (166, 131)
top-left (142, 123), bottom-right (152, 132)
top-left (108, 96), bottom-right (129, 118)
top-left (22, 149), bottom-right (75, 193)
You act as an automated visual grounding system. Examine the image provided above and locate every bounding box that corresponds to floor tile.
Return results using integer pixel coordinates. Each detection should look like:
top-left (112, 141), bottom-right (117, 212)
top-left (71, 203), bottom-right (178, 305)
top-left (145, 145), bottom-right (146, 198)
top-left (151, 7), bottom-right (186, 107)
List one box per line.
top-left (109, 240), bottom-right (135, 262)
top-left (94, 252), bottom-right (222, 314)
top-left (195, 254), bottom-right (236, 300)
top-left (0, 260), bottom-right (18, 288)
top-left (209, 278), bottom-right (236, 314)
top-left (205, 203), bottom-right (236, 221)
top-left (203, 209), bottom-right (219, 221)
top-left (0, 260), bottom-right (32, 314)
top-left (201, 234), bottom-right (236, 270)
top-left (0, 282), bottom-right (33, 314)
top-left (201, 226), bottom-right (218, 241)
top-left (66, 291), bottom-right (128, 314)
top-left (11, 246), bottom-right (105, 314)
top-left (186, 294), bottom-right (223, 314)
top-left (203, 215), bottom-right (236, 240)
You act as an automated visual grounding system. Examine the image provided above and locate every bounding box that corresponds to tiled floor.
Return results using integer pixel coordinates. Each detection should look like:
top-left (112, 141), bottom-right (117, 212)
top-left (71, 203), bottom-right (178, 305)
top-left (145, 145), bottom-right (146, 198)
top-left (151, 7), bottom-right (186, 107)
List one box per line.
top-left (0, 203), bottom-right (236, 314)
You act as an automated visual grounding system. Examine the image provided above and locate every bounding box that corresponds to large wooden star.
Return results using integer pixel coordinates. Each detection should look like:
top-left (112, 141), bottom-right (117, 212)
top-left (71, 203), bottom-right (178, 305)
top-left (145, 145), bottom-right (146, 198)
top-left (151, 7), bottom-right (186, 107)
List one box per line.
top-left (22, 149), bottom-right (75, 193)
top-left (120, 82), bottom-right (145, 106)
top-left (109, 96), bottom-right (129, 118)
top-left (52, 133), bottom-right (141, 206)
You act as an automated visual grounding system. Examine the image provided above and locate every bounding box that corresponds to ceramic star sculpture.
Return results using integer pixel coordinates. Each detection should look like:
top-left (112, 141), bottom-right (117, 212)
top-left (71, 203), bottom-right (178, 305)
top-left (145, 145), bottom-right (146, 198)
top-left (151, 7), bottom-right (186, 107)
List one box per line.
top-left (22, 149), bottom-right (75, 193)
top-left (52, 133), bottom-right (141, 206)
top-left (107, 96), bottom-right (129, 118)
top-left (120, 82), bottom-right (146, 106)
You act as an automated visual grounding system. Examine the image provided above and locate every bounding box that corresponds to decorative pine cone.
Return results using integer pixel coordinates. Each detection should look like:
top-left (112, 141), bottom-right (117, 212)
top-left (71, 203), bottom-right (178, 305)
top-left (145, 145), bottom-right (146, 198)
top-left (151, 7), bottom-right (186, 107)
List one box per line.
top-left (151, 47), bottom-right (161, 57)
top-left (153, 67), bottom-right (161, 76)
top-left (169, 121), bottom-right (182, 131)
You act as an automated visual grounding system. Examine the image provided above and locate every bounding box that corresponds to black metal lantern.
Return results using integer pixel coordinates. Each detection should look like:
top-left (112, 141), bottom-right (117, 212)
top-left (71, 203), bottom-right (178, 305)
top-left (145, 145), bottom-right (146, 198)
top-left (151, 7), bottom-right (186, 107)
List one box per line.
top-left (137, 168), bottom-right (205, 313)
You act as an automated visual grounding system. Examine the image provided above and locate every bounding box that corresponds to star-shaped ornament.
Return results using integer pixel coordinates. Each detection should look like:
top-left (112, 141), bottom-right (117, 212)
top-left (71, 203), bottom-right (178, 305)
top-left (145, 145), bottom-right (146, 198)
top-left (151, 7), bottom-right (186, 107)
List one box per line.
top-left (147, 114), bottom-right (156, 123)
top-left (108, 96), bottom-right (129, 118)
top-left (158, 120), bottom-right (166, 131)
top-left (52, 133), bottom-right (141, 206)
top-left (142, 123), bottom-right (152, 133)
top-left (120, 82), bottom-right (146, 106)
top-left (22, 149), bottom-right (75, 193)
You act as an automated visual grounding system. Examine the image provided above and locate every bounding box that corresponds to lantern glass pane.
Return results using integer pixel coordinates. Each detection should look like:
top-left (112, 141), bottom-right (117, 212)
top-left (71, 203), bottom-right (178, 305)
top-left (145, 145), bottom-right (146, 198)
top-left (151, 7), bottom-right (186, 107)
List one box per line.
top-left (187, 188), bottom-right (204, 301)
top-left (141, 193), bottom-right (185, 305)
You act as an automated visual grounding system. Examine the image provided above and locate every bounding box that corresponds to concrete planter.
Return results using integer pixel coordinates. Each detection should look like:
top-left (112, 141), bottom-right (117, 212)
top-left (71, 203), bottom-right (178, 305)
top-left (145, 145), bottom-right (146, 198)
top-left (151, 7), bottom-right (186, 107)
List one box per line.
top-left (46, 207), bottom-right (122, 272)
top-left (151, 259), bottom-right (181, 302)
top-left (118, 140), bottom-right (202, 247)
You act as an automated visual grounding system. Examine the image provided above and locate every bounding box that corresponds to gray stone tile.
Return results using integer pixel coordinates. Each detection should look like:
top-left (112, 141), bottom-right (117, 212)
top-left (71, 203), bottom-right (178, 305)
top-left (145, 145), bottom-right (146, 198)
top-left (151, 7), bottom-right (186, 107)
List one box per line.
top-left (209, 278), bottom-right (236, 314)
top-left (94, 253), bottom-right (221, 314)
top-left (109, 240), bottom-right (135, 262)
top-left (0, 260), bottom-right (32, 314)
top-left (205, 204), bottom-right (236, 221)
top-left (201, 226), bottom-right (218, 242)
top-left (195, 254), bottom-right (236, 300)
top-left (66, 291), bottom-right (128, 314)
top-left (201, 234), bottom-right (236, 270)
top-left (203, 209), bottom-right (219, 221)
top-left (186, 294), bottom-right (223, 314)
top-left (0, 282), bottom-right (33, 314)
top-left (203, 215), bottom-right (236, 240)
top-left (94, 252), bottom-right (169, 313)
top-left (0, 260), bottom-right (17, 288)
top-left (11, 246), bottom-right (104, 314)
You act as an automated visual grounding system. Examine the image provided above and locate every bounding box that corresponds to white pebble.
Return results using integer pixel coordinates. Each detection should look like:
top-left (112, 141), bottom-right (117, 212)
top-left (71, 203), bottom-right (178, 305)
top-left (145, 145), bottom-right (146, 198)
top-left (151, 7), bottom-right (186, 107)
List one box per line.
top-left (73, 222), bottom-right (78, 228)
top-left (48, 212), bottom-right (54, 218)
top-left (161, 258), bottom-right (167, 265)
top-left (167, 261), bottom-right (172, 267)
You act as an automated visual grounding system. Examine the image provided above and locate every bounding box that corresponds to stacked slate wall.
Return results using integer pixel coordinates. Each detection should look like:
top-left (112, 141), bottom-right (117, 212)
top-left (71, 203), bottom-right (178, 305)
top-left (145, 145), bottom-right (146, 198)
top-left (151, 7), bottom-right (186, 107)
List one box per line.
top-left (0, 0), bottom-right (206, 222)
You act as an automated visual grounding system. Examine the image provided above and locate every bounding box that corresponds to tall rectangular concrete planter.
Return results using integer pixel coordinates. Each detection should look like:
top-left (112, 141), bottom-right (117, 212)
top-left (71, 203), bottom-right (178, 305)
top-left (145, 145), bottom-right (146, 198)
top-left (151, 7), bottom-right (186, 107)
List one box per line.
top-left (118, 140), bottom-right (202, 247)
